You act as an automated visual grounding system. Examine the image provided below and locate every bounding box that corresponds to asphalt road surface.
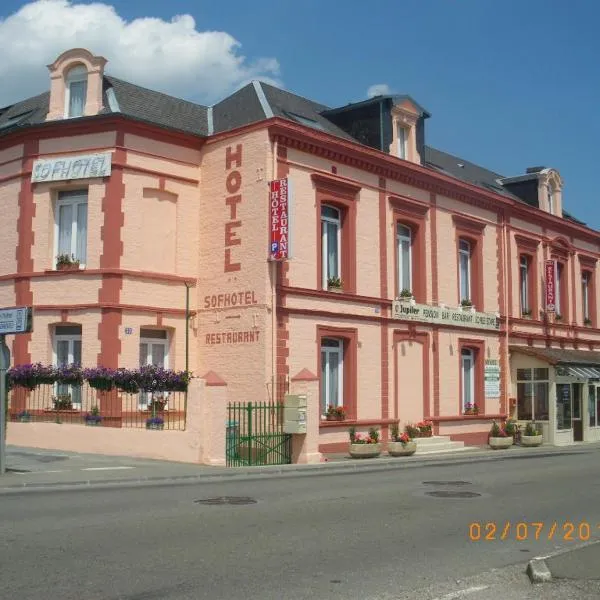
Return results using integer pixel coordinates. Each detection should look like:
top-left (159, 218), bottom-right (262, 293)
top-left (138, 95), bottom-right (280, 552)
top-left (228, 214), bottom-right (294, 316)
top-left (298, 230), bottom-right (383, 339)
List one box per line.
top-left (2, 449), bottom-right (600, 599)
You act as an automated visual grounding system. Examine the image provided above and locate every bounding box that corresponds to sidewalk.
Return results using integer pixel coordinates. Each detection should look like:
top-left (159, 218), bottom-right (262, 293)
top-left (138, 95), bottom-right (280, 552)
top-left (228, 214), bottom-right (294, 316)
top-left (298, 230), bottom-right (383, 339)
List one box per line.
top-left (1, 442), bottom-right (598, 493)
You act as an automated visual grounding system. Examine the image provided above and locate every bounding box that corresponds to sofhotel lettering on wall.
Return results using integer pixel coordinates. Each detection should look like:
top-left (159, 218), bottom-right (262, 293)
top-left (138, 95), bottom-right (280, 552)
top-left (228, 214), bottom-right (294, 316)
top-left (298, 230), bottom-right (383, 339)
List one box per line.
top-left (224, 144), bottom-right (243, 272)
top-left (31, 152), bottom-right (112, 183)
top-left (392, 301), bottom-right (500, 331)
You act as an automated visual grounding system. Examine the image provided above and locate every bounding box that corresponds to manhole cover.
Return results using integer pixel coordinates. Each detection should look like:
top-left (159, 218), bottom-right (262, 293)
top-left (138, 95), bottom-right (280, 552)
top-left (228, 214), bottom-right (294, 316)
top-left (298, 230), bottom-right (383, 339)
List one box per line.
top-left (423, 481), bottom-right (472, 486)
top-left (194, 496), bottom-right (257, 505)
top-left (425, 490), bottom-right (481, 498)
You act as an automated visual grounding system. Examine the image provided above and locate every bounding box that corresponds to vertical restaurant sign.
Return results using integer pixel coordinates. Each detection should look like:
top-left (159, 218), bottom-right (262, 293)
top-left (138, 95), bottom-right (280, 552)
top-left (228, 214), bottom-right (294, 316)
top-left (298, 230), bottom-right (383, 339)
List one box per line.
top-left (545, 259), bottom-right (556, 312)
top-left (269, 178), bottom-right (291, 260)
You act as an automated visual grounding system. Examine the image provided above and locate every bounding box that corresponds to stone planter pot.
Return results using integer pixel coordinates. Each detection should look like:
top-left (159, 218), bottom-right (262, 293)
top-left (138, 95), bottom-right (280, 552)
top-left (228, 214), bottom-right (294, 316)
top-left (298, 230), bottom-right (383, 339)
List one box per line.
top-left (56, 263), bottom-right (80, 271)
top-left (489, 436), bottom-right (513, 449)
top-left (521, 434), bottom-right (543, 447)
top-left (388, 441), bottom-right (416, 456)
top-left (326, 414), bottom-right (345, 422)
top-left (349, 443), bottom-right (381, 459)
top-left (146, 423), bottom-right (165, 430)
top-left (328, 287), bottom-right (343, 293)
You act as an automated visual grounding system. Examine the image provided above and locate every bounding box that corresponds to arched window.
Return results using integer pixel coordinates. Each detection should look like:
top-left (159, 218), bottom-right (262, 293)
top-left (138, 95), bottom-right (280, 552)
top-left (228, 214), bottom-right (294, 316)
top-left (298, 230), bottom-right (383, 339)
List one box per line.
top-left (548, 184), bottom-right (555, 215)
top-left (65, 64), bottom-right (88, 118)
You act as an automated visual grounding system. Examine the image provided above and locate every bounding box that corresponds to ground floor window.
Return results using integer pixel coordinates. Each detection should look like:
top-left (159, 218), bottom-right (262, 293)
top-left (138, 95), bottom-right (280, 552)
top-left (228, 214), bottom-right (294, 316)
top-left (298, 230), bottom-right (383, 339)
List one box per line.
top-left (320, 338), bottom-right (343, 415)
top-left (516, 368), bottom-right (549, 421)
top-left (556, 383), bottom-right (572, 430)
top-left (588, 385), bottom-right (600, 427)
top-left (53, 324), bottom-right (82, 408)
top-left (139, 329), bottom-right (169, 409)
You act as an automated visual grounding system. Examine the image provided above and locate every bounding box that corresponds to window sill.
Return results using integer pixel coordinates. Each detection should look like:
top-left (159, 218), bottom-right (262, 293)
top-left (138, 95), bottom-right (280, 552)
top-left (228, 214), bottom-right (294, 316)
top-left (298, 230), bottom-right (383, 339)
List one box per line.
top-left (45, 267), bottom-right (85, 274)
top-left (427, 414), bottom-right (506, 423)
top-left (320, 418), bottom-right (397, 429)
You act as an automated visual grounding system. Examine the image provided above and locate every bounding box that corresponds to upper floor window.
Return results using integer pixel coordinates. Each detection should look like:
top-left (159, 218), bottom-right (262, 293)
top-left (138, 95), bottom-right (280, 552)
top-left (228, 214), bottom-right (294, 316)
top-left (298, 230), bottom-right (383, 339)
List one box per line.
top-left (520, 255), bottom-right (530, 314)
top-left (321, 205), bottom-right (341, 289)
top-left (548, 185), bottom-right (555, 215)
top-left (458, 239), bottom-right (471, 303)
top-left (397, 224), bottom-right (412, 294)
top-left (582, 272), bottom-right (591, 322)
top-left (56, 190), bottom-right (87, 267)
top-left (65, 64), bottom-right (88, 118)
top-left (397, 125), bottom-right (408, 159)
top-left (556, 262), bottom-right (564, 318)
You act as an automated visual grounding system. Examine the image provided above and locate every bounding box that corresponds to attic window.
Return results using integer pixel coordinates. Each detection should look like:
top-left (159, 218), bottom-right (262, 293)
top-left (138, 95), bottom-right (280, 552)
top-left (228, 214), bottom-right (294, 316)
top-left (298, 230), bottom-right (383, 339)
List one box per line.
top-left (286, 112), bottom-right (325, 131)
top-left (65, 64), bottom-right (88, 118)
top-left (0, 111), bottom-right (32, 131)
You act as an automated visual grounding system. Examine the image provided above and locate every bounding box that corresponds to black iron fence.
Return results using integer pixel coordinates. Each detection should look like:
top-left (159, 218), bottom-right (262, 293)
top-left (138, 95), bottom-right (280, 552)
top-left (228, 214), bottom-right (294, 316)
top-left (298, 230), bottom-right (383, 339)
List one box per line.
top-left (8, 383), bottom-right (186, 430)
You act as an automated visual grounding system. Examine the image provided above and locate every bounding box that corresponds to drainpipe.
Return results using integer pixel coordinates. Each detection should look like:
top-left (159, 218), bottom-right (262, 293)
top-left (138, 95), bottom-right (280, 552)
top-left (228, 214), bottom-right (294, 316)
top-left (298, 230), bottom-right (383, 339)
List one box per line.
top-left (184, 281), bottom-right (191, 429)
top-left (502, 214), bottom-right (510, 416)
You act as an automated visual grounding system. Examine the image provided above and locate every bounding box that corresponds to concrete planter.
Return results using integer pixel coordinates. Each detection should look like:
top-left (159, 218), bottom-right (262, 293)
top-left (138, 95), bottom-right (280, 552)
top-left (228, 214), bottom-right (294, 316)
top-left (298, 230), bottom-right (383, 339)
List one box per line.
top-left (521, 434), bottom-right (543, 447)
top-left (489, 436), bottom-right (513, 449)
top-left (388, 441), bottom-right (416, 456)
top-left (349, 443), bottom-right (381, 459)
top-left (146, 423), bottom-right (165, 430)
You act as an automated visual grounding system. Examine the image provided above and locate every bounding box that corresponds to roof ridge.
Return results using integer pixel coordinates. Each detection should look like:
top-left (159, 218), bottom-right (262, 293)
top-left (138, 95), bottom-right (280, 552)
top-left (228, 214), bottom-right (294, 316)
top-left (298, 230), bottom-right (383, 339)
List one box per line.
top-left (258, 80), bottom-right (330, 111)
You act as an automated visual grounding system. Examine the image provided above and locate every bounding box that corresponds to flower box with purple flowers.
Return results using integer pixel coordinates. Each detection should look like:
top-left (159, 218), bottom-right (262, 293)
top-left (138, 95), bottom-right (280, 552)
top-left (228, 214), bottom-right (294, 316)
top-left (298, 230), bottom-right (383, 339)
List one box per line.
top-left (146, 416), bottom-right (165, 430)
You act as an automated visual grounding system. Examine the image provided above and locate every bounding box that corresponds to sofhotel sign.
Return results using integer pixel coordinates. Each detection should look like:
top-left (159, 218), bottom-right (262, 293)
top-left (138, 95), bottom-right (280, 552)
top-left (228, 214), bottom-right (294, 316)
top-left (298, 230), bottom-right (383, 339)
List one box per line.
top-left (31, 152), bottom-right (112, 183)
top-left (392, 301), bottom-right (500, 331)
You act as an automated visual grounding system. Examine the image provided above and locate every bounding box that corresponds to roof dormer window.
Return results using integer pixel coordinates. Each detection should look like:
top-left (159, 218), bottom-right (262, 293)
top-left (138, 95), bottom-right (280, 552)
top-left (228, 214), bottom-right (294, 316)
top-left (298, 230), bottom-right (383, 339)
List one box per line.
top-left (397, 125), bottom-right (408, 159)
top-left (65, 64), bottom-right (88, 118)
top-left (548, 184), bottom-right (555, 215)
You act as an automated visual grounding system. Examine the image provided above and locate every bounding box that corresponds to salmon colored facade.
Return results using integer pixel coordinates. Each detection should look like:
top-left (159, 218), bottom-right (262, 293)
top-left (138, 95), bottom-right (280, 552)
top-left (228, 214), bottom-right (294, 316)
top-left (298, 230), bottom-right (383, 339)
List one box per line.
top-left (3, 48), bottom-right (600, 463)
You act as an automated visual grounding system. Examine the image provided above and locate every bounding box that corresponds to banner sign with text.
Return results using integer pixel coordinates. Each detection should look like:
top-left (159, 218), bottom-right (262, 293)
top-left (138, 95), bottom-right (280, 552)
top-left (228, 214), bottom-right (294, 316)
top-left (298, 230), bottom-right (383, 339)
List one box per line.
top-left (545, 259), bottom-right (556, 312)
top-left (269, 178), bottom-right (291, 261)
top-left (392, 301), bottom-right (500, 331)
top-left (31, 152), bottom-right (112, 183)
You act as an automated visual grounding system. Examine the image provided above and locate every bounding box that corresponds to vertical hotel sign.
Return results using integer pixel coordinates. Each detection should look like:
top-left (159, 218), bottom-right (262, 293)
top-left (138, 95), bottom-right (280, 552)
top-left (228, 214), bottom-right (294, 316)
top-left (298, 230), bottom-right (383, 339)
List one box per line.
top-left (269, 178), bottom-right (291, 260)
top-left (545, 259), bottom-right (556, 312)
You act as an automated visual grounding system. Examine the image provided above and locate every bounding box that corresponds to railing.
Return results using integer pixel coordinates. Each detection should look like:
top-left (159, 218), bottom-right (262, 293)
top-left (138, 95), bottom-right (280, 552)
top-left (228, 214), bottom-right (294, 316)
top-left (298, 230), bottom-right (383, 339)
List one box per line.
top-left (8, 383), bottom-right (186, 430)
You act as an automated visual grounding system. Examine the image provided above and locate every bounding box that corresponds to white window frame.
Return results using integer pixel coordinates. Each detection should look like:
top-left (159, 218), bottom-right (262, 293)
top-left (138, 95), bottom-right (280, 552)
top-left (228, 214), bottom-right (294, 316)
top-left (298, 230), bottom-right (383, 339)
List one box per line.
top-left (459, 239), bottom-right (471, 303)
top-left (321, 338), bottom-right (343, 415)
top-left (64, 65), bottom-right (88, 119)
top-left (397, 125), bottom-right (408, 159)
top-left (321, 205), bottom-right (341, 289)
top-left (555, 262), bottom-right (563, 316)
top-left (55, 190), bottom-right (88, 268)
top-left (397, 224), bottom-right (412, 295)
top-left (461, 348), bottom-right (475, 411)
top-left (582, 272), bottom-right (590, 321)
top-left (520, 255), bottom-right (529, 313)
top-left (139, 331), bottom-right (170, 409)
top-left (53, 327), bottom-right (82, 408)
top-left (548, 185), bottom-right (554, 215)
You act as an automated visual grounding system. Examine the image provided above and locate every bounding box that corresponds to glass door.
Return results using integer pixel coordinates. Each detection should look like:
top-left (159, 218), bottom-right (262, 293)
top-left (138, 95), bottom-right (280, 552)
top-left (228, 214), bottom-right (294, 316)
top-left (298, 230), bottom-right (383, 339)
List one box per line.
top-left (556, 383), bottom-right (572, 432)
top-left (573, 384), bottom-right (583, 441)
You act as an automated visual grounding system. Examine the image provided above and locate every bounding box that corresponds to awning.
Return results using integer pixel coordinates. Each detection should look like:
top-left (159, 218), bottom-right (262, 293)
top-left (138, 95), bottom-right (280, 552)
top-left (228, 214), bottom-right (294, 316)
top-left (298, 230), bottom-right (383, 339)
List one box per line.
top-left (561, 366), bottom-right (600, 379)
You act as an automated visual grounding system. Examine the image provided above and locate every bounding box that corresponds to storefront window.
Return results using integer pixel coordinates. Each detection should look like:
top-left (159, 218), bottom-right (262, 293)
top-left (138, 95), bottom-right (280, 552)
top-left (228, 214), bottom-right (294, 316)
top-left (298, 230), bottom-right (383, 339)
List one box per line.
top-left (516, 368), bottom-right (549, 420)
top-left (556, 383), bottom-right (572, 430)
top-left (588, 385), bottom-right (597, 428)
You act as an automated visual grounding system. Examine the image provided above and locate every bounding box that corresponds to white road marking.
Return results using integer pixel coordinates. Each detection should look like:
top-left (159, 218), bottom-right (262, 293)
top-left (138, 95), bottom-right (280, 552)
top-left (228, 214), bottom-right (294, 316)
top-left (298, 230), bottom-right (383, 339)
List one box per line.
top-left (16, 470), bottom-right (66, 475)
top-left (432, 586), bottom-right (490, 600)
top-left (80, 466), bottom-right (135, 471)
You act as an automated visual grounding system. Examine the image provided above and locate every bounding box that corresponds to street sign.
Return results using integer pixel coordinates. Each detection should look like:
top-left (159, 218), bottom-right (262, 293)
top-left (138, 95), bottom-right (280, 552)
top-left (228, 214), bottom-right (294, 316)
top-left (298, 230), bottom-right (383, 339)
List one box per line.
top-left (0, 306), bottom-right (33, 335)
top-left (0, 306), bottom-right (33, 475)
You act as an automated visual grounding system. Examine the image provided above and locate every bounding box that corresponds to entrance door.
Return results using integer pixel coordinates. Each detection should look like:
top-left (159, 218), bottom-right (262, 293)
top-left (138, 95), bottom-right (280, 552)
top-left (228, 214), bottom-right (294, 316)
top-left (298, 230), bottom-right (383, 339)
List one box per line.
top-left (573, 384), bottom-right (583, 441)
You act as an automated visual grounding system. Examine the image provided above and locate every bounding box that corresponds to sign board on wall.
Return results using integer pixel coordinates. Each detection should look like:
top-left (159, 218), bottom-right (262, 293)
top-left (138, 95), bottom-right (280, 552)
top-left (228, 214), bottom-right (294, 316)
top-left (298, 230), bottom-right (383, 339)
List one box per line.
top-left (269, 178), bottom-right (291, 260)
top-left (0, 307), bottom-right (33, 335)
top-left (545, 259), bottom-right (556, 312)
top-left (392, 301), bottom-right (500, 331)
top-left (31, 152), bottom-right (112, 183)
top-left (484, 359), bottom-right (501, 398)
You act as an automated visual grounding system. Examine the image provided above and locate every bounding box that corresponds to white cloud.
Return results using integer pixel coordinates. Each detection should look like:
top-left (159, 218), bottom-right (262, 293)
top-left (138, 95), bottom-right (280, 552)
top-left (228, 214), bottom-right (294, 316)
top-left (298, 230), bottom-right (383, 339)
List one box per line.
top-left (0, 0), bottom-right (281, 107)
top-left (367, 83), bottom-right (392, 98)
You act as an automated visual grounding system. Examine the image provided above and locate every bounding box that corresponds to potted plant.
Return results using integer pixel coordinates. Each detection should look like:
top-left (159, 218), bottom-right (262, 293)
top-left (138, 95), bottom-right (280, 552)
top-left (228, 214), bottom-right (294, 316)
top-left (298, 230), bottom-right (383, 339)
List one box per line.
top-left (56, 253), bottom-right (80, 271)
top-left (416, 420), bottom-right (433, 438)
top-left (488, 420), bottom-right (513, 449)
top-left (521, 309), bottom-right (532, 319)
top-left (83, 367), bottom-right (115, 391)
top-left (388, 423), bottom-right (416, 456)
top-left (325, 404), bottom-right (345, 421)
top-left (84, 406), bottom-right (102, 426)
top-left (52, 394), bottom-right (73, 410)
top-left (17, 410), bottom-right (32, 423)
top-left (464, 402), bottom-right (479, 416)
top-left (398, 289), bottom-right (415, 304)
top-left (555, 313), bottom-right (563, 322)
top-left (404, 423), bottom-right (420, 439)
top-left (504, 418), bottom-right (519, 442)
top-left (460, 299), bottom-right (475, 312)
top-left (521, 421), bottom-right (543, 447)
top-left (348, 426), bottom-right (381, 458)
top-left (584, 318), bottom-right (593, 327)
top-left (327, 276), bottom-right (343, 293)
top-left (146, 416), bottom-right (165, 430)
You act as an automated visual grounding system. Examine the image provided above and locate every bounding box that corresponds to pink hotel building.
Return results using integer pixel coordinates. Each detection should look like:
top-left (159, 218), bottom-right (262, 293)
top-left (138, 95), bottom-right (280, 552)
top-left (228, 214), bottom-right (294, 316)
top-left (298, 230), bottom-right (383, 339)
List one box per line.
top-left (3, 47), bottom-right (600, 460)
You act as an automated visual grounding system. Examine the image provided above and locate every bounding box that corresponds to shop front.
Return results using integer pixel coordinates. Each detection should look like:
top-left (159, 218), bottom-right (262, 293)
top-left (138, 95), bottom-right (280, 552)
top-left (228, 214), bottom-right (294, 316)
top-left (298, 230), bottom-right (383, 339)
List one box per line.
top-left (510, 347), bottom-right (600, 445)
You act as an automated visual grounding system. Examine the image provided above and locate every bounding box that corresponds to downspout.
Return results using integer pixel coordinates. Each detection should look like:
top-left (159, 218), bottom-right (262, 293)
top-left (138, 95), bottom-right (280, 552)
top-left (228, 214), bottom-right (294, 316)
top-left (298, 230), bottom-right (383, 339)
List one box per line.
top-left (184, 281), bottom-right (191, 428)
top-left (502, 214), bottom-right (510, 417)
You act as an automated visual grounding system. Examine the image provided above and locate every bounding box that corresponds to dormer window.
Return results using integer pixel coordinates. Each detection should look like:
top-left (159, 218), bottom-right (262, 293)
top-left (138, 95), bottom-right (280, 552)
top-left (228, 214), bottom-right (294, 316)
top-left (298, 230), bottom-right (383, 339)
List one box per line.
top-left (548, 185), bottom-right (555, 215)
top-left (65, 64), bottom-right (88, 118)
top-left (397, 125), bottom-right (408, 159)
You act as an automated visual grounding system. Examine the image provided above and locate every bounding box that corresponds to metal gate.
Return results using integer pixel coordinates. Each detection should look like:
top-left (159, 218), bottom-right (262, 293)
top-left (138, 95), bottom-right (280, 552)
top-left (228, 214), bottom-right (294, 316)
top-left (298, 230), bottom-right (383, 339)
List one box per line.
top-left (226, 401), bottom-right (292, 466)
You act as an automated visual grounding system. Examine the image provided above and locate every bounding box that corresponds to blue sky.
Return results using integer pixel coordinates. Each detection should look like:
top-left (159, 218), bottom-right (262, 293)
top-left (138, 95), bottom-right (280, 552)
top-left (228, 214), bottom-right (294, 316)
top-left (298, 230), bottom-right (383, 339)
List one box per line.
top-left (1, 0), bottom-right (599, 228)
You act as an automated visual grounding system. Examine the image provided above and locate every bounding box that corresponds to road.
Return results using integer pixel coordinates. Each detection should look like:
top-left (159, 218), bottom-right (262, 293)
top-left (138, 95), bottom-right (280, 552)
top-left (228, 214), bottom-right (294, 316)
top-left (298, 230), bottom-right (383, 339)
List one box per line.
top-left (2, 449), bottom-right (600, 599)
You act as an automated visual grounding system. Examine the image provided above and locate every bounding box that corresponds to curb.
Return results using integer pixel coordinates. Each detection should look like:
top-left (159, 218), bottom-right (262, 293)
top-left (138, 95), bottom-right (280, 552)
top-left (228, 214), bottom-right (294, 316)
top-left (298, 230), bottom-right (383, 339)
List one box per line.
top-left (526, 540), bottom-right (600, 584)
top-left (0, 445), bottom-right (594, 495)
